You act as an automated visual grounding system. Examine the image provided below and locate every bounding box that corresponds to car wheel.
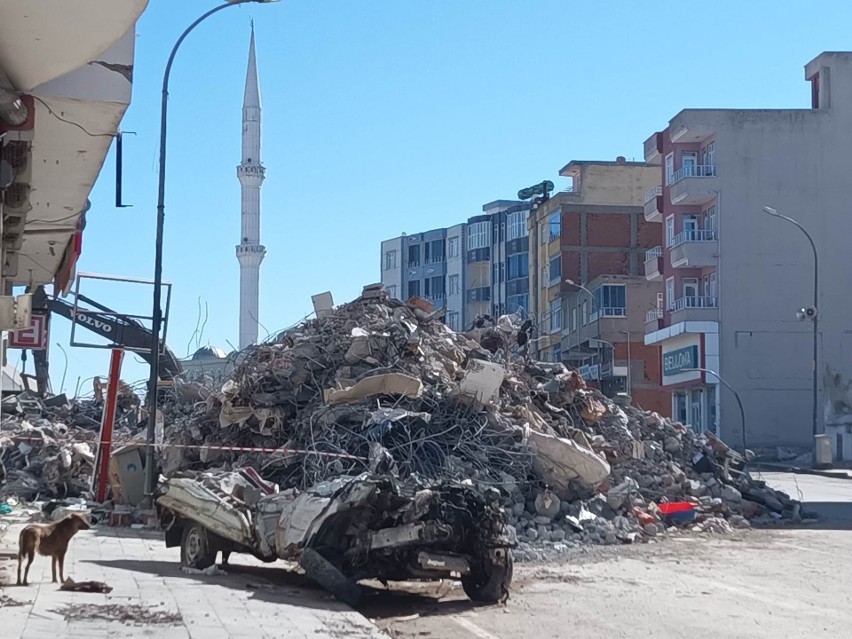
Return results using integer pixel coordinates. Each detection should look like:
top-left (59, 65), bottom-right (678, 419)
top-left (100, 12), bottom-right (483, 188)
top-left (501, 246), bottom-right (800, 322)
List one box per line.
top-left (462, 548), bottom-right (513, 603)
top-left (299, 547), bottom-right (362, 607)
top-left (180, 523), bottom-right (217, 570)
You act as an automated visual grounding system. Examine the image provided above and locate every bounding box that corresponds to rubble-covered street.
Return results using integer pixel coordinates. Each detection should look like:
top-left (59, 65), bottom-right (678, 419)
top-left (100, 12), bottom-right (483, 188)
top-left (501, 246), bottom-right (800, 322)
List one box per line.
top-left (362, 472), bottom-right (852, 639)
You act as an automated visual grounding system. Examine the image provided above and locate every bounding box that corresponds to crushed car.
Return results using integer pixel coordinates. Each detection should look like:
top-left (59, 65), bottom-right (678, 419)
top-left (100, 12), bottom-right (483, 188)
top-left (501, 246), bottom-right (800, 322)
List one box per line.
top-left (156, 468), bottom-right (514, 605)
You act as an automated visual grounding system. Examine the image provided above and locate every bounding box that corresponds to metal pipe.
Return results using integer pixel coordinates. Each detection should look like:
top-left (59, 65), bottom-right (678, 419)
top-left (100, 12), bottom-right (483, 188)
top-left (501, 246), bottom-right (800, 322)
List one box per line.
top-left (684, 367), bottom-right (747, 455)
top-left (762, 206), bottom-right (819, 445)
top-left (144, 0), bottom-right (275, 504)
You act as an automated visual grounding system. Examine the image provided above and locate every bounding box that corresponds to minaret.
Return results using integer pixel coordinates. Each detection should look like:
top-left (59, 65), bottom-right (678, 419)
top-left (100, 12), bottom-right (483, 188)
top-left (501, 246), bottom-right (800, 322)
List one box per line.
top-left (236, 23), bottom-right (266, 350)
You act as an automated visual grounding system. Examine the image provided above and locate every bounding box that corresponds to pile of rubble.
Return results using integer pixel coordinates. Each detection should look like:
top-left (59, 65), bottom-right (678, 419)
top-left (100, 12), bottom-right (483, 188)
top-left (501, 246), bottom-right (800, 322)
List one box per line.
top-left (0, 390), bottom-right (141, 500)
top-left (159, 286), bottom-right (800, 550)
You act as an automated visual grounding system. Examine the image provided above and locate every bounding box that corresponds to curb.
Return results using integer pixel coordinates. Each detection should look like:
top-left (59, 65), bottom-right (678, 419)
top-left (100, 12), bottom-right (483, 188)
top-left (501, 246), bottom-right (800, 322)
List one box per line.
top-left (752, 462), bottom-right (852, 481)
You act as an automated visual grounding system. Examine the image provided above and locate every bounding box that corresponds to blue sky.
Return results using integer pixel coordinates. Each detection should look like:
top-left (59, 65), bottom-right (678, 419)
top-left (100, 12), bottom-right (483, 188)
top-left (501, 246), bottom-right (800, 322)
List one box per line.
top-left (30, 0), bottom-right (852, 394)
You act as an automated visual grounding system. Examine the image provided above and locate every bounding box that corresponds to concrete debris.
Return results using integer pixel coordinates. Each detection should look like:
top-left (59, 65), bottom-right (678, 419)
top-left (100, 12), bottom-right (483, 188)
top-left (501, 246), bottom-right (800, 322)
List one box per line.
top-left (52, 603), bottom-right (183, 625)
top-left (148, 292), bottom-right (801, 552)
top-left (0, 389), bottom-right (143, 500)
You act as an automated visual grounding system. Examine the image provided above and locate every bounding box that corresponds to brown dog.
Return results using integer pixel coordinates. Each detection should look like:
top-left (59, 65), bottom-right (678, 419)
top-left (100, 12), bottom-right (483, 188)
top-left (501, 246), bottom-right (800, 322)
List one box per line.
top-left (17, 512), bottom-right (90, 586)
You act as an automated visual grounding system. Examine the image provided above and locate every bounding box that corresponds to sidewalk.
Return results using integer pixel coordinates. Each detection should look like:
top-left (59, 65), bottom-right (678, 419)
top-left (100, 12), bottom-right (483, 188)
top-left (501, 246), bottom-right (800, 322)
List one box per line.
top-left (0, 516), bottom-right (387, 638)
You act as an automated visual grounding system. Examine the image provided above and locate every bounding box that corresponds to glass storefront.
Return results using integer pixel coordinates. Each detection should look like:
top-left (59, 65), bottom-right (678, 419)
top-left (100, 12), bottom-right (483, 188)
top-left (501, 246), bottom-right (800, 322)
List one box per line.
top-left (672, 385), bottom-right (718, 433)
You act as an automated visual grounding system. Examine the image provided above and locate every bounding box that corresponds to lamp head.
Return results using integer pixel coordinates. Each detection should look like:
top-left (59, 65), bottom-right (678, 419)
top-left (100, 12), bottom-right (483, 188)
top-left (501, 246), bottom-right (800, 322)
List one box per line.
top-left (763, 206), bottom-right (778, 216)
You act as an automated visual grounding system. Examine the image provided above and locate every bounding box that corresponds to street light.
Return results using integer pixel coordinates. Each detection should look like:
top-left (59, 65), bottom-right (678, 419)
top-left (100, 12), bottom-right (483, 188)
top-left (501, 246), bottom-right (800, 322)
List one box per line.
top-left (565, 279), bottom-right (596, 371)
top-left (683, 367), bottom-right (747, 456)
top-left (620, 329), bottom-right (631, 396)
top-left (144, 0), bottom-right (278, 503)
top-left (762, 206), bottom-right (819, 448)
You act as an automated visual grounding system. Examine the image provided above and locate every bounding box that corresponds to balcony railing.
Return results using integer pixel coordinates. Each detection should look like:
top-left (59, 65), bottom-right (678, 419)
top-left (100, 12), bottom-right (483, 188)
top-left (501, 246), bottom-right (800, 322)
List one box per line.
top-left (669, 164), bottom-right (716, 185)
top-left (424, 256), bottom-right (445, 265)
top-left (644, 185), bottom-right (662, 203)
top-left (590, 307), bottom-right (626, 321)
top-left (669, 229), bottom-right (717, 248)
top-left (671, 296), bottom-right (718, 312)
top-left (407, 261), bottom-right (420, 268)
top-left (645, 246), bottom-right (663, 261)
top-left (645, 308), bottom-right (663, 323)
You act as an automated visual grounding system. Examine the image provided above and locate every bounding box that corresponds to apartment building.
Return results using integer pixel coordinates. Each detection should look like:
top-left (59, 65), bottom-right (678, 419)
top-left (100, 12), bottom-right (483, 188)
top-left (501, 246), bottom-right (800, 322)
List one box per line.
top-left (529, 157), bottom-right (668, 413)
top-left (643, 51), bottom-right (852, 448)
top-left (379, 200), bottom-right (529, 332)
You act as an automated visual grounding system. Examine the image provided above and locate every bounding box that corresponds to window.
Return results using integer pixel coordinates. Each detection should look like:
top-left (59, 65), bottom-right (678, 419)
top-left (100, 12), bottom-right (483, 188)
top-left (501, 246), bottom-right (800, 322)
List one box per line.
top-left (549, 299), bottom-right (562, 333)
top-left (507, 211), bottom-right (529, 240)
top-left (665, 153), bottom-right (674, 185)
top-left (581, 300), bottom-right (589, 325)
top-left (448, 274), bottom-right (460, 296)
top-left (665, 277), bottom-right (675, 310)
top-left (571, 307), bottom-right (578, 332)
top-left (682, 277), bottom-right (699, 300)
top-left (705, 142), bottom-right (715, 167)
top-left (386, 285), bottom-right (397, 299)
top-left (548, 255), bottom-right (561, 285)
top-left (448, 236), bottom-right (460, 258)
top-left (683, 215), bottom-right (698, 241)
top-left (708, 272), bottom-right (718, 298)
top-left (447, 312), bottom-right (460, 331)
top-left (467, 222), bottom-right (489, 250)
top-left (681, 151), bottom-right (697, 177)
top-left (425, 239), bottom-right (445, 264)
top-left (407, 244), bottom-right (420, 267)
top-left (507, 294), bottom-right (528, 315)
top-left (552, 346), bottom-right (562, 363)
top-left (705, 206), bottom-right (718, 233)
top-left (408, 280), bottom-right (421, 298)
top-left (665, 216), bottom-right (675, 247)
top-left (507, 254), bottom-right (529, 279)
top-left (593, 285), bottom-right (626, 316)
top-left (499, 262), bottom-right (505, 283)
top-left (384, 250), bottom-right (397, 270)
top-left (548, 211), bottom-right (561, 241)
top-left (425, 276), bottom-right (445, 299)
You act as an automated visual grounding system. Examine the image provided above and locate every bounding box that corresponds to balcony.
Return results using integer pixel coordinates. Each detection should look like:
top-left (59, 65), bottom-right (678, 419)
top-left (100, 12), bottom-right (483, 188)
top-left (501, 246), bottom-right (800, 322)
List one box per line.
top-left (644, 132), bottom-right (663, 163)
top-left (590, 307), bottom-right (626, 321)
top-left (669, 230), bottom-right (718, 268)
top-left (644, 185), bottom-right (663, 222)
top-left (669, 165), bottom-right (718, 205)
top-left (644, 246), bottom-right (663, 281)
top-left (645, 308), bottom-right (664, 333)
top-left (670, 296), bottom-right (718, 323)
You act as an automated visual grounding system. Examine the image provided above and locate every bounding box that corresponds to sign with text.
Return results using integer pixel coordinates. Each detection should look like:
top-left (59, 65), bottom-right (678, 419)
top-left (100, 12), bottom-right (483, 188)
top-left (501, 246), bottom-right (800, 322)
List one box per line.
top-left (8, 312), bottom-right (49, 350)
top-left (663, 345), bottom-right (699, 376)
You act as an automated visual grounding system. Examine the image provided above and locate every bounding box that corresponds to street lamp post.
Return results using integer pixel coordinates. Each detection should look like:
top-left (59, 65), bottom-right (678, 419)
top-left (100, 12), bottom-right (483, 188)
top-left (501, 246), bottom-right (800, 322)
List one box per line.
top-left (620, 329), bottom-right (631, 396)
top-left (144, 0), bottom-right (277, 503)
top-left (683, 367), bottom-right (747, 456)
top-left (762, 206), bottom-right (819, 448)
top-left (565, 278), bottom-right (595, 349)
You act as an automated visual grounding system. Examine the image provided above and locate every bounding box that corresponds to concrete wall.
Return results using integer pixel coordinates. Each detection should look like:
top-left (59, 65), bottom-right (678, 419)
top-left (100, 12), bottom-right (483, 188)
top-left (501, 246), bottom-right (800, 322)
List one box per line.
top-left (702, 57), bottom-right (852, 446)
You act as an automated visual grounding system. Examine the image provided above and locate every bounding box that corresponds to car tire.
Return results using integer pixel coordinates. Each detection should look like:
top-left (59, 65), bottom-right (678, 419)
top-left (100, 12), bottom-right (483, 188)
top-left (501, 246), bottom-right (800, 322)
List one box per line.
top-left (180, 523), bottom-right (217, 570)
top-left (299, 547), bottom-right (362, 607)
top-left (462, 548), bottom-right (513, 603)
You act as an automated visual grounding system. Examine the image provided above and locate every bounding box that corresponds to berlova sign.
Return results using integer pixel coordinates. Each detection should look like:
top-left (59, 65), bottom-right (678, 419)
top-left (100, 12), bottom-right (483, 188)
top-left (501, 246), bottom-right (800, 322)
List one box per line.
top-left (663, 345), bottom-right (699, 376)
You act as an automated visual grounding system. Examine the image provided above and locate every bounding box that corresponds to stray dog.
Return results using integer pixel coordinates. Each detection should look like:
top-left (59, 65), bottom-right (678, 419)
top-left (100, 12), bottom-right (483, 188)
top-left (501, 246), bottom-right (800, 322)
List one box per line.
top-left (17, 512), bottom-right (90, 586)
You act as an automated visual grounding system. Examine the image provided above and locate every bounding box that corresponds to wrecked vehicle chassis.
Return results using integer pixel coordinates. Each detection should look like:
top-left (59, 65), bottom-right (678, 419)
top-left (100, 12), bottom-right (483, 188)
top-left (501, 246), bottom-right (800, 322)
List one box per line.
top-left (157, 472), bottom-right (513, 605)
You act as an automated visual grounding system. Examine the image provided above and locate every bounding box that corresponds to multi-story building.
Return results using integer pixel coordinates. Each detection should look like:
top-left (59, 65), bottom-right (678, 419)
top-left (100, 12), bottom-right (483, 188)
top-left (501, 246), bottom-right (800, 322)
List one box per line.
top-left (379, 200), bottom-right (529, 332)
top-left (643, 51), bottom-right (852, 448)
top-left (529, 157), bottom-right (668, 413)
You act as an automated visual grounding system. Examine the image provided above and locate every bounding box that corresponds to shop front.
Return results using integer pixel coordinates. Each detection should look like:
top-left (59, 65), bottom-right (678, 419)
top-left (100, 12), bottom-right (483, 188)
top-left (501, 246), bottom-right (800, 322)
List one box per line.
top-left (662, 335), bottom-right (719, 435)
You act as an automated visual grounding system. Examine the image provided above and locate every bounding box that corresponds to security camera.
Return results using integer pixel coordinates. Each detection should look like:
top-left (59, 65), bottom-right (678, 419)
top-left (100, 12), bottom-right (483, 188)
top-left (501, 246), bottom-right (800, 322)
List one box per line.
top-left (796, 306), bottom-right (817, 321)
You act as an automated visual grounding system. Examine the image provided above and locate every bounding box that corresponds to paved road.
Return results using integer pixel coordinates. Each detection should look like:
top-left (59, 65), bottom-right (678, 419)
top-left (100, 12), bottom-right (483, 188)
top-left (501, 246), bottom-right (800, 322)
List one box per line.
top-left (0, 518), bottom-right (386, 639)
top-left (364, 471), bottom-right (852, 639)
